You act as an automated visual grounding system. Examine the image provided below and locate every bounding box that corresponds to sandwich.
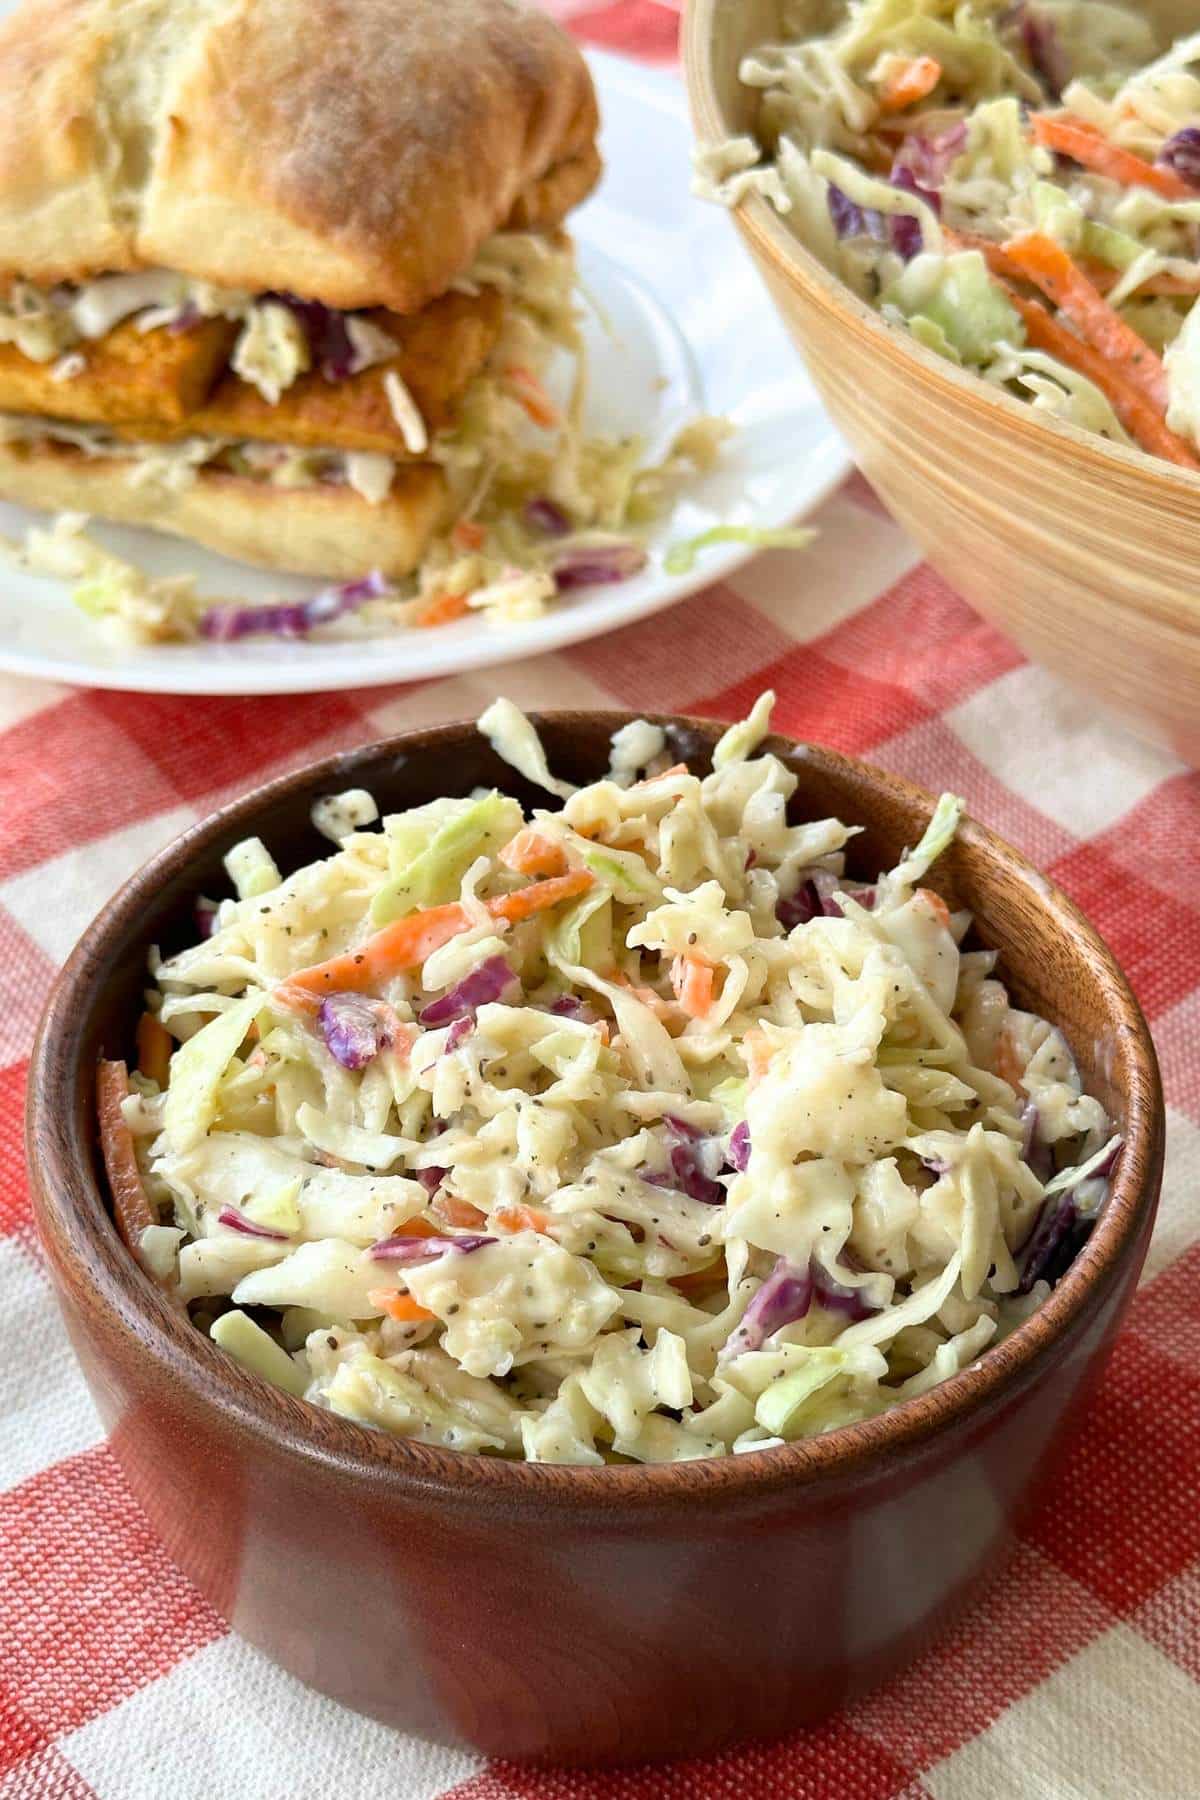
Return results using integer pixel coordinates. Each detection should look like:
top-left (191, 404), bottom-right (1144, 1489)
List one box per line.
top-left (0, 0), bottom-right (610, 615)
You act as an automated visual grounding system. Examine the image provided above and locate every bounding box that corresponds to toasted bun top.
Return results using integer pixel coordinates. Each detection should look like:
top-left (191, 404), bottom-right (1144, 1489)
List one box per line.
top-left (0, 0), bottom-right (600, 310)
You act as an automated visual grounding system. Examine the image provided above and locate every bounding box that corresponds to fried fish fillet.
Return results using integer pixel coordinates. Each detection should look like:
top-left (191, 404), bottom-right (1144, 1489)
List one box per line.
top-left (0, 285), bottom-right (505, 455)
top-left (0, 315), bottom-right (238, 426)
top-left (186, 289), bottom-right (505, 455)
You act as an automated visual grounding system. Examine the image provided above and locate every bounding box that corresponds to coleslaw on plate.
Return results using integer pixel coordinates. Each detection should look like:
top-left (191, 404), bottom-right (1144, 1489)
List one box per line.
top-left (695, 1), bottom-right (1200, 469)
top-left (107, 696), bottom-right (1119, 1464)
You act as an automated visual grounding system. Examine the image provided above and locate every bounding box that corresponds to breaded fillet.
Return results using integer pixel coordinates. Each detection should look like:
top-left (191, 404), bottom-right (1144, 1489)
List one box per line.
top-left (0, 315), bottom-right (238, 426)
top-left (3, 286), bottom-right (506, 456)
top-left (185, 289), bottom-right (505, 455)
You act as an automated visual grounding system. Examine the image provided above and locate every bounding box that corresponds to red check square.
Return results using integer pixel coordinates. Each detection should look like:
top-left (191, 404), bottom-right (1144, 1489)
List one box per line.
top-left (89, 691), bottom-right (369, 807)
top-left (0, 697), bottom-right (178, 885)
top-left (696, 646), bottom-right (934, 757)
top-left (1048, 840), bottom-right (1200, 1022)
top-left (0, 1447), bottom-right (224, 1736)
top-left (1022, 1328), bottom-right (1200, 1615)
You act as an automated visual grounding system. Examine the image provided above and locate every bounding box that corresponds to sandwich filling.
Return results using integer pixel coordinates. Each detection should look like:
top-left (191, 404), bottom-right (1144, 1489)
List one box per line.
top-left (0, 235), bottom-right (562, 502)
top-left (1, 231), bottom-right (731, 641)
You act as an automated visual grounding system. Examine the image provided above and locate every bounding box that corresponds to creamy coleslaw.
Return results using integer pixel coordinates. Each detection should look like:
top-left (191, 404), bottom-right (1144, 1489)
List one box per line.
top-left (112, 696), bottom-right (1118, 1463)
top-left (697, 2), bottom-right (1200, 468)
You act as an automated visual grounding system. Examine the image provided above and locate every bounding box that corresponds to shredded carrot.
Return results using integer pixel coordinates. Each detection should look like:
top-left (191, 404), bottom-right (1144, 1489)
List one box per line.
top-left (612, 968), bottom-right (677, 1021)
top-left (743, 1027), bottom-right (775, 1087)
top-left (1080, 260), bottom-right (1200, 299)
top-left (415, 590), bottom-right (471, 629)
top-left (277, 903), bottom-right (473, 1008)
top-left (486, 868), bottom-right (594, 924)
top-left (945, 229), bottom-right (1200, 468)
top-left (452, 519), bottom-right (486, 552)
top-left (630, 763), bottom-right (688, 790)
top-left (670, 951), bottom-right (715, 1019)
top-left (916, 887), bottom-right (951, 929)
top-left (1030, 114), bottom-right (1195, 201)
top-left (97, 1060), bottom-right (162, 1266)
top-left (369, 1290), bottom-right (437, 1323)
top-left (396, 1216), bottom-right (444, 1239)
top-left (1000, 232), bottom-right (1169, 409)
top-left (279, 876), bottom-right (593, 1010)
top-left (433, 1194), bottom-right (488, 1230)
top-left (504, 363), bottom-right (562, 429)
top-left (993, 1030), bottom-right (1026, 1094)
top-left (499, 828), bottom-right (568, 877)
top-left (493, 1203), bottom-right (552, 1235)
top-left (135, 1011), bottom-right (172, 1087)
top-left (878, 54), bottom-right (942, 112)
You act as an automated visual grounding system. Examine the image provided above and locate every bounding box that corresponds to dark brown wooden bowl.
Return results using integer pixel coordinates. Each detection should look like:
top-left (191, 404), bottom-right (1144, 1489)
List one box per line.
top-left (27, 714), bottom-right (1163, 1765)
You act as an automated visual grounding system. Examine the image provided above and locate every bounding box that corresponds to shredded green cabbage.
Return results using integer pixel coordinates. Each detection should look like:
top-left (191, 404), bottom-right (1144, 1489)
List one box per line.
top-left (131, 697), bottom-right (1117, 1463)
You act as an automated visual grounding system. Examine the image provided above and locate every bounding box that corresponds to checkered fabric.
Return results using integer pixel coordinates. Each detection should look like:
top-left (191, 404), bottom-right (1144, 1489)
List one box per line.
top-left (2, 5), bottom-right (1199, 1796)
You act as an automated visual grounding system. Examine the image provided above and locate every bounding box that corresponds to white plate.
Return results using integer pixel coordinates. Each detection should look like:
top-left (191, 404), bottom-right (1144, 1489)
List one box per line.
top-left (0, 51), bottom-right (850, 695)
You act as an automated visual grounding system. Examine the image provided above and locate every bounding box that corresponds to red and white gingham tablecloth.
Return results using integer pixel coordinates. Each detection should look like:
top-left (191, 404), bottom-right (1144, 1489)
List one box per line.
top-left (3, 5), bottom-right (1200, 1795)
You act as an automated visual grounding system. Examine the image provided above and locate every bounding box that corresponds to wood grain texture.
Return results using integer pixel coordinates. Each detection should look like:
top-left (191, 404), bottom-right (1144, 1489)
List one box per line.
top-left (683, 0), bottom-right (1200, 765)
top-left (26, 715), bottom-right (1164, 1762)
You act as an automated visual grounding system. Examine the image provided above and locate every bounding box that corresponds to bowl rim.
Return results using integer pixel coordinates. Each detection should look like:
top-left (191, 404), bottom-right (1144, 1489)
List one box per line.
top-left (681, 0), bottom-right (1200, 499)
top-left (27, 711), bottom-right (1164, 1513)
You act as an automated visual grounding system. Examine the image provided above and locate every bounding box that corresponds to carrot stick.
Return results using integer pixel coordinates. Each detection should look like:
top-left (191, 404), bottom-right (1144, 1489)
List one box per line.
top-left (278, 903), bottom-right (473, 1008)
top-left (1000, 232), bottom-right (1169, 409)
top-left (499, 828), bottom-right (568, 877)
top-left (97, 1061), bottom-right (185, 1309)
top-left (433, 1194), bottom-right (488, 1230)
top-left (630, 763), bottom-right (688, 789)
top-left (136, 1011), bottom-right (172, 1087)
top-left (97, 1060), bottom-right (156, 1252)
top-left (369, 1290), bottom-right (437, 1323)
top-left (493, 1203), bottom-right (551, 1234)
top-left (878, 54), bottom-right (941, 112)
top-left (280, 874), bottom-right (594, 1011)
top-left (415, 591), bottom-right (471, 629)
top-left (485, 869), bottom-right (594, 924)
top-left (670, 951), bottom-right (715, 1019)
top-left (916, 888), bottom-right (951, 929)
top-left (451, 519), bottom-right (486, 552)
top-left (1030, 114), bottom-right (1195, 201)
top-left (504, 364), bottom-right (561, 429)
top-left (993, 1030), bottom-right (1026, 1093)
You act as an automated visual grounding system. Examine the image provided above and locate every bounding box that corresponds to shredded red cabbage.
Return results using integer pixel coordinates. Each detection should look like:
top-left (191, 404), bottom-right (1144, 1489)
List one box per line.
top-left (892, 123), bottom-right (967, 189)
top-left (553, 542), bottom-right (647, 590)
top-left (827, 183), bottom-right (886, 240)
top-left (415, 1166), bottom-right (447, 1196)
top-left (1016, 1143), bottom-right (1120, 1292)
top-left (200, 572), bottom-right (390, 643)
top-left (890, 168), bottom-right (939, 259)
top-left (217, 1204), bottom-right (289, 1242)
top-left (777, 869), bottom-right (870, 928)
top-left (419, 955), bottom-right (518, 1026)
top-left (194, 897), bottom-right (218, 940)
top-left (722, 1253), bottom-right (882, 1357)
top-left (1019, 1100), bottom-right (1053, 1182)
top-left (318, 993), bottom-right (397, 1071)
top-left (729, 1120), bottom-right (751, 1172)
top-left (525, 497), bottom-right (572, 537)
top-left (443, 1016), bottom-right (474, 1053)
top-left (548, 994), bottom-right (598, 1024)
top-left (269, 294), bottom-right (359, 381)
top-left (1158, 128), bottom-right (1200, 190)
top-left (723, 1258), bottom-right (814, 1357)
top-left (368, 1232), bottom-right (495, 1264)
top-left (1017, 5), bottom-right (1069, 98)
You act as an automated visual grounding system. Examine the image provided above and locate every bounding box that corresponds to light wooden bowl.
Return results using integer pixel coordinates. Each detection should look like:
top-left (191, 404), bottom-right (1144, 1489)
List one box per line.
top-left (684, 0), bottom-right (1200, 764)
